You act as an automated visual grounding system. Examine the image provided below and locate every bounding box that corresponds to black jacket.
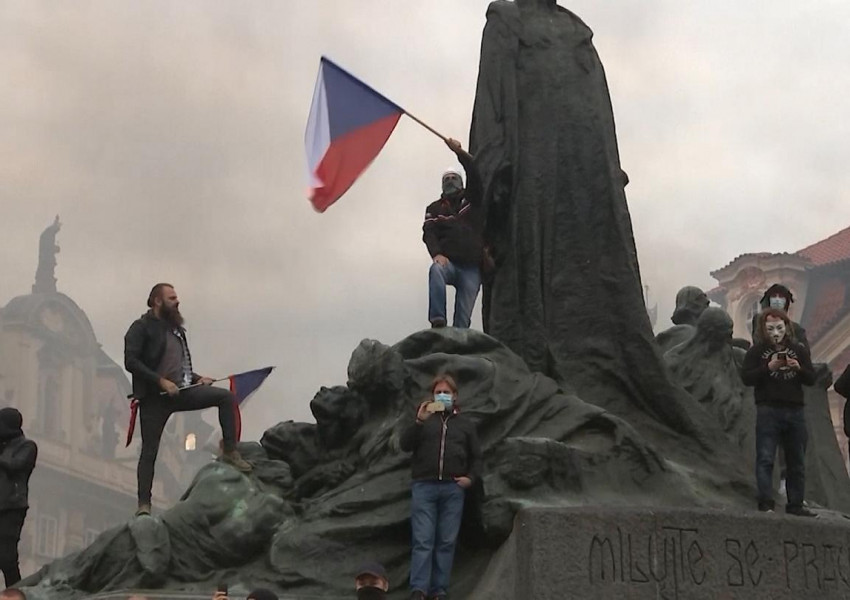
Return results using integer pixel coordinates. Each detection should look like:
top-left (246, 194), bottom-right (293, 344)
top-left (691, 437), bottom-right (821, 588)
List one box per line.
top-left (400, 410), bottom-right (482, 483)
top-left (0, 435), bottom-right (37, 511)
top-left (422, 150), bottom-right (485, 266)
top-left (741, 341), bottom-right (815, 406)
top-left (124, 311), bottom-right (198, 399)
top-left (835, 365), bottom-right (850, 437)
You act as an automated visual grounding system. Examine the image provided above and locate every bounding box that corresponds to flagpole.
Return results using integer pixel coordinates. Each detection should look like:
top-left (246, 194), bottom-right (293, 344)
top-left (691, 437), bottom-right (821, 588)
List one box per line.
top-left (403, 111), bottom-right (448, 142)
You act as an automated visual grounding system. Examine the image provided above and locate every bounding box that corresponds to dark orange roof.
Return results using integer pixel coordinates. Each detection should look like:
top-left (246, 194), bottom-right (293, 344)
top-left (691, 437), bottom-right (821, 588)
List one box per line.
top-left (798, 225), bottom-right (850, 266)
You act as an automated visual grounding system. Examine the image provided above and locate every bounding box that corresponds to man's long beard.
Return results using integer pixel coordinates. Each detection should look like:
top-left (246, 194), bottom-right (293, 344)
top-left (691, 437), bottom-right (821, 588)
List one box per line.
top-left (161, 304), bottom-right (184, 327)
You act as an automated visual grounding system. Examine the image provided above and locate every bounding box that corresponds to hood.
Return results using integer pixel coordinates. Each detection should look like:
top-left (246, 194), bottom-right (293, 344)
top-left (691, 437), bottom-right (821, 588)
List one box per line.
top-left (0, 407), bottom-right (23, 441)
top-left (759, 284), bottom-right (794, 308)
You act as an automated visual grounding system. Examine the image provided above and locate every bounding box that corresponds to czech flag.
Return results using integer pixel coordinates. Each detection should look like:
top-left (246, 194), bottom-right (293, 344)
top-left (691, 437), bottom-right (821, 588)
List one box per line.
top-left (306, 56), bottom-right (404, 212)
top-left (229, 366), bottom-right (275, 441)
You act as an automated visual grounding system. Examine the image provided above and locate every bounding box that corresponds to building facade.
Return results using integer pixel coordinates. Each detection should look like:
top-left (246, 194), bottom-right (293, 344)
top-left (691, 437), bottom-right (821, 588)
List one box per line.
top-left (709, 225), bottom-right (850, 467)
top-left (0, 218), bottom-right (212, 576)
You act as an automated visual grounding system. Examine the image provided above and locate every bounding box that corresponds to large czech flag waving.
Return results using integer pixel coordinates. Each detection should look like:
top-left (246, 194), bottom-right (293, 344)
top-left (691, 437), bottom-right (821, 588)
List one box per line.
top-left (305, 57), bottom-right (403, 212)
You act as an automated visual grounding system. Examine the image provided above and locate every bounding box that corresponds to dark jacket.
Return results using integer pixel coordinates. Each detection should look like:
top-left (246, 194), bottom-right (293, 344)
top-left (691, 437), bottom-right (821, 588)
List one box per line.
top-left (835, 365), bottom-right (850, 437)
top-left (124, 311), bottom-right (198, 399)
top-left (400, 410), bottom-right (482, 483)
top-left (422, 150), bottom-right (485, 266)
top-left (0, 409), bottom-right (37, 511)
top-left (741, 341), bottom-right (815, 406)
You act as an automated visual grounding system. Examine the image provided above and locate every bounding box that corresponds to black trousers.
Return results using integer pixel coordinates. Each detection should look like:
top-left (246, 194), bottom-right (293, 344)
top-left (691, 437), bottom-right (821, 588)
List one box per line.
top-left (137, 385), bottom-right (237, 504)
top-left (0, 508), bottom-right (27, 588)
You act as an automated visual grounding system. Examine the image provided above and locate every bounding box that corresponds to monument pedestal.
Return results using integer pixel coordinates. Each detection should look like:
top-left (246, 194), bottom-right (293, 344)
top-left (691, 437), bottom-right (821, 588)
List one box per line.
top-left (470, 506), bottom-right (850, 599)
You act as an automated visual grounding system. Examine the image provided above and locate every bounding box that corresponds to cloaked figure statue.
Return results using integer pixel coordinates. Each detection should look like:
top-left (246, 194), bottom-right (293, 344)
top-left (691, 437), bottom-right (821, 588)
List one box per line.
top-left (656, 286), bottom-right (710, 353)
top-left (469, 0), bottom-right (707, 438)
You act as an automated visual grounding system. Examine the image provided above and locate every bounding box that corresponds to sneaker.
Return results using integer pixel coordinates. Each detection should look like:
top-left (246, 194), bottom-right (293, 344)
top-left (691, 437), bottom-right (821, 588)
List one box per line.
top-left (757, 501), bottom-right (775, 513)
top-left (220, 449), bottom-right (253, 472)
top-left (430, 319), bottom-right (447, 329)
top-left (410, 592), bottom-right (426, 600)
top-left (787, 506), bottom-right (819, 518)
top-left (135, 503), bottom-right (152, 517)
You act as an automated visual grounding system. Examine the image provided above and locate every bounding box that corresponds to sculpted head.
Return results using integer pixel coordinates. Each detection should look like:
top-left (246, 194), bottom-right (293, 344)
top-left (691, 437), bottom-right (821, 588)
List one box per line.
top-left (671, 286), bottom-right (710, 326)
top-left (695, 308), bottom-right (734, 351)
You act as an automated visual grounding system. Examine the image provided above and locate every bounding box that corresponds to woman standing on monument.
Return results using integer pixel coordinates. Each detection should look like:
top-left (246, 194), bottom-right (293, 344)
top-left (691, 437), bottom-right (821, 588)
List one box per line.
top-left (399, 375), bottom-right (481, 600)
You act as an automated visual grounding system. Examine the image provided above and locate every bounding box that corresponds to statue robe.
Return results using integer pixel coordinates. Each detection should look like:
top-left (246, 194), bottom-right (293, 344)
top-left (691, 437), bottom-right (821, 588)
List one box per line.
top-left (469, 0), bottom-right (704, 436)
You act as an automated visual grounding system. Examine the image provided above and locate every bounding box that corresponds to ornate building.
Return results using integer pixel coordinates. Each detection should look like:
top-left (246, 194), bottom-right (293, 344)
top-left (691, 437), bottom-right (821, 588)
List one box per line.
top-left (709, 224), bottom-right (850, 466)
top-left (0, 218), bottom-right (212, 576)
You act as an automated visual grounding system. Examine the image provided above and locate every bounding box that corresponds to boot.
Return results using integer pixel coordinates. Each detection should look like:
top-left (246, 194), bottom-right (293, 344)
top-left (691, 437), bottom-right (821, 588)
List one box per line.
top-left (220, 448), bottom-right (253, 472)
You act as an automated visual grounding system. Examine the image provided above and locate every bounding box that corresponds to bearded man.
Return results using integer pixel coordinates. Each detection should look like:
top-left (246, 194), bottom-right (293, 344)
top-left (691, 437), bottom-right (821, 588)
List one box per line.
top-left (741, 308), bottom-right (816, 517)
top-left (124, 283), bottom-right (251, 517)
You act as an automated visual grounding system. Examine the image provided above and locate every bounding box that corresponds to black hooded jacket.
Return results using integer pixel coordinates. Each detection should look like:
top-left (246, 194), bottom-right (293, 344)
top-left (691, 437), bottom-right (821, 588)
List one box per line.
top-left (0, 408), bottom-right (38, 511)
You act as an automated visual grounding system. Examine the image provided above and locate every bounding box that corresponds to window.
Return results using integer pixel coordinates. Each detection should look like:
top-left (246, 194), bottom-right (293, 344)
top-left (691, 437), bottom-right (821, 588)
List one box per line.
top-left (185, 433), bottom-right (196, 451)
top-left (36, 514), bottom-right (58, 558)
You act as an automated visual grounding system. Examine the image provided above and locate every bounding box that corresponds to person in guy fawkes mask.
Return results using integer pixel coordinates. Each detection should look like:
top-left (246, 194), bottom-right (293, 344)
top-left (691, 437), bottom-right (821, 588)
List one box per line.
top-left (741, 308), bottom-right (817, 517)
top-left (750, 284), bottom-right (809, 347)
top-left (354, 562), bottom-right (389, 600)
top-left (0, 408), bottom-right (37, 588)
top-left (400, 375), bottom-right (481, 600)
top-left (422, 138), bottom-right (486, 329)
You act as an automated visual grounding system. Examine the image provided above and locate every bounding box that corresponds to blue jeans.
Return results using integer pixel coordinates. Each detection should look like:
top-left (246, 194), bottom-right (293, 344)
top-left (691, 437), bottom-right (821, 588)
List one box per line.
top-left (755, 404), bottom-right (807, 510)
top-left (428, 260), bottom-right (481, 328)
top-left (410, 480), bottom-right (466, 596)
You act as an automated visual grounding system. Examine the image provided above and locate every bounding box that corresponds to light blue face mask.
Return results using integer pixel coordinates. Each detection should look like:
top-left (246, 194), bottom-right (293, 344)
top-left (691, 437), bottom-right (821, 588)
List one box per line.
top-left (769, 296), bottom-right (787, 310)
top-left (434, 392), bottom-right (454, 409)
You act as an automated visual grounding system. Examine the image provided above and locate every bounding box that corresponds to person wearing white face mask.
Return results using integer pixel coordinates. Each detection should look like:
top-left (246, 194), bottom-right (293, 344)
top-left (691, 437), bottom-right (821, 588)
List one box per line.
top-left (399, 375), bottom-right (481, 600)
top-left (741, 308), bottom-right (817, 517)
top-left (750, 284), bottom-right (809, 348)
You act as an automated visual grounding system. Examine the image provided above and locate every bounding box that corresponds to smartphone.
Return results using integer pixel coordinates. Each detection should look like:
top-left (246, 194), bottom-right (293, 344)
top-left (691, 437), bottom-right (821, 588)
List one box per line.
top-left (776, 351), bottom-right (788, 361)
top-left (426, 401), bottom-right (446, 413)
top-left (216, 583), bottom-right (228, 595)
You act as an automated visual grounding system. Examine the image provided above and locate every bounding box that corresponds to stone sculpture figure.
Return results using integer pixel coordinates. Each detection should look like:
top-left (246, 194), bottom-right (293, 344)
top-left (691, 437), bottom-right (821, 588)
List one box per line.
top-left (656, 286), bottom-right (710, 353)
top-left (33, 216), bottom-right (61, 294)
top-left (469, 0), bottom-right (705, 437)
top-left (664, 308), bottom-right (753, 452)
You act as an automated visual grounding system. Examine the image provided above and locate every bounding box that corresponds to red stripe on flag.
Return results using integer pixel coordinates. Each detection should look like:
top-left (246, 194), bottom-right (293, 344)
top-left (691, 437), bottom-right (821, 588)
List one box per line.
top-left (309, 113), bottom-right (401, 212)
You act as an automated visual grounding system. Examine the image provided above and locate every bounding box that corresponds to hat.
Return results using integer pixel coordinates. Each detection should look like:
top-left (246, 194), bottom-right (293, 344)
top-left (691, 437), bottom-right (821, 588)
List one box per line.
top-left (442, 167), bottom-right (463, 184)
top-left (247, 589), bottom-right (278, 600)
top-left (355, 562), bottom-right (388, 582)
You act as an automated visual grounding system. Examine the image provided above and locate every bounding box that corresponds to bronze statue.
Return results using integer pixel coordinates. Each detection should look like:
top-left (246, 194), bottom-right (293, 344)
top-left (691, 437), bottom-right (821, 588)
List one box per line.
top-left (33, 215), bottom-right (61, 294)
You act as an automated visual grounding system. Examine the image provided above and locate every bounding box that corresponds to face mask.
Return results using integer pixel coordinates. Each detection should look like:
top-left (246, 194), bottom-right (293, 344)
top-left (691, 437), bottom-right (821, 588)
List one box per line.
top-left (434, 392), bottom-right (454, 409)
top-left (765, 320), bottom-right (786, 344)
top-left (768, 296), bottom-right (787, 310)
top-left (356, 587), bottom-right (387, 600)
top-left (442, 175), bottom-right (463, 196)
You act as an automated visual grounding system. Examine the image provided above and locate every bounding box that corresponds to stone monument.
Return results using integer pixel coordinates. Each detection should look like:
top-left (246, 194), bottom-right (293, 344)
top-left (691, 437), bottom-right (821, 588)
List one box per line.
top-left (17, 2), bottom-right (850, 599)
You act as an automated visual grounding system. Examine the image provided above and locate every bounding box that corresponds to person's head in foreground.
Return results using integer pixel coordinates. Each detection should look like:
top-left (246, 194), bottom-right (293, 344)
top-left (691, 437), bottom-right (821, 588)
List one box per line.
top-left (355, 561), bottom-right (389, 599)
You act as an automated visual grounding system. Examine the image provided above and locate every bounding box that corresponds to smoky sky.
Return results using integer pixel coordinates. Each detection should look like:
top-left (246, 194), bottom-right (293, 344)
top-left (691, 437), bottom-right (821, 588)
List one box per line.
top-left (2, 1), bottom-right (849, 439)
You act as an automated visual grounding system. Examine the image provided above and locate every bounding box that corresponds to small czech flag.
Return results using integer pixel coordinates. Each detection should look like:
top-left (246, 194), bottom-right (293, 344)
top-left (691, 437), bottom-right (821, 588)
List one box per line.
top-left (229, 366), bottom-right (275, 441)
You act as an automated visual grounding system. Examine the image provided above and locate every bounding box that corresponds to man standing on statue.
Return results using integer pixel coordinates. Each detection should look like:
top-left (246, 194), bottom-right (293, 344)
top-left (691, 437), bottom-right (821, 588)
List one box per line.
top-left (741, 308), bottom-right (817, 517)
top-left (124, 283), bottom-right (251, 517)
top-left (422, 138), bottom-right (485, 329)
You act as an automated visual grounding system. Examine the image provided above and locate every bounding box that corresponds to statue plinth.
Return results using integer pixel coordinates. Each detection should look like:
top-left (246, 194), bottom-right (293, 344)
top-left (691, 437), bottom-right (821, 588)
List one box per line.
top-left (470, 507), bottom-right (850, 600)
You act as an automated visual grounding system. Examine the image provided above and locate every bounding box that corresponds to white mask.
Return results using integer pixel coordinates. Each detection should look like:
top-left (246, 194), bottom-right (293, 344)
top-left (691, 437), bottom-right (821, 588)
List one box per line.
top-left (765, 320), bottom-right (786, 344)
top-left (768, 296), bottom-right (787, 310)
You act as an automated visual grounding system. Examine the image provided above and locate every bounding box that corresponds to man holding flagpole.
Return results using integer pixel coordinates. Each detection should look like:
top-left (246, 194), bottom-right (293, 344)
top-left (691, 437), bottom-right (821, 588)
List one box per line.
top-left (124, 283), bottom-right (252, 517)
top-left (422, 138), bottom-right (485, 329)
